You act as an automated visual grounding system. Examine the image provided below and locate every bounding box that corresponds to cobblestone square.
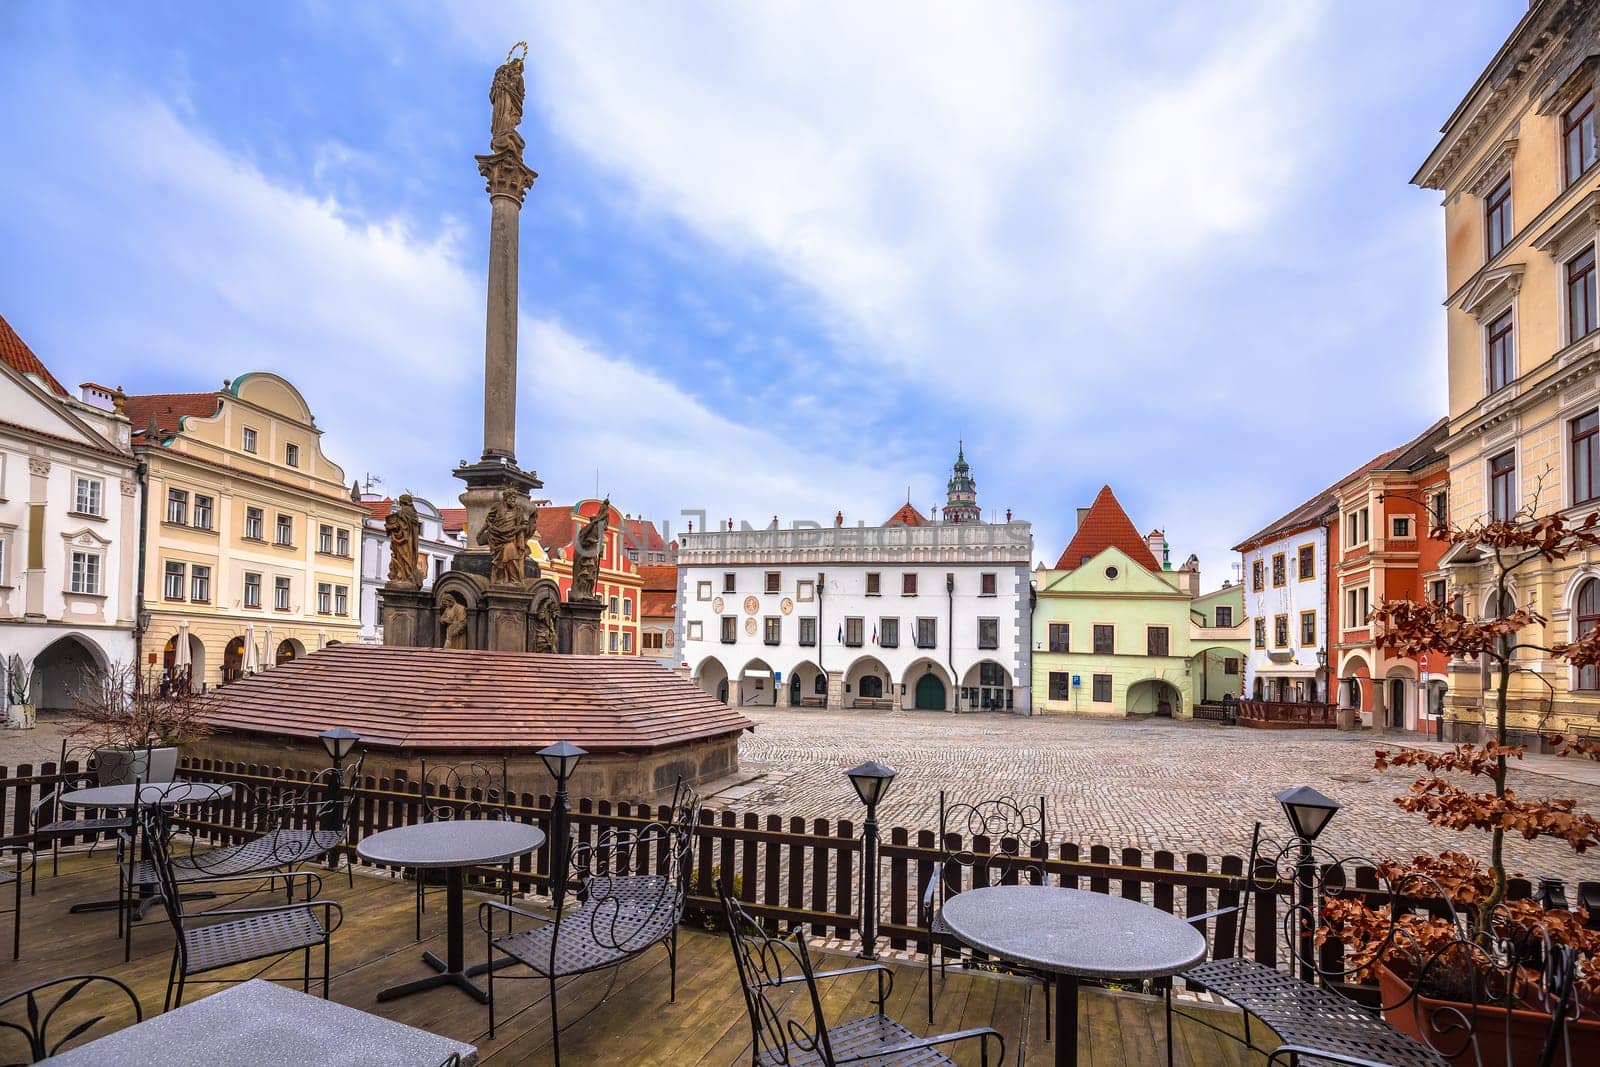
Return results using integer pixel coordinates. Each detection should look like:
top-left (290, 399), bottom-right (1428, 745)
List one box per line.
top-left (730, 708), bottom-right (1600, 888)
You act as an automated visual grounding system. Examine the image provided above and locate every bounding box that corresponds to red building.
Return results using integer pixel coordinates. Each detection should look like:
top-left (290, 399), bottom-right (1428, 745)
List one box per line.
top-left (532, 498), bottom-right (644, 656)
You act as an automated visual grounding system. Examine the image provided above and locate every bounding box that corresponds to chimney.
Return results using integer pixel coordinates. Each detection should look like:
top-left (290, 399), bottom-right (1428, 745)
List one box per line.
top-left (1076, 506), bottom-right (1090, 528)
top-left (1146, 529), bottom-right (1164, 560)
top-left (1181, 553), bottom-right (1201, 596)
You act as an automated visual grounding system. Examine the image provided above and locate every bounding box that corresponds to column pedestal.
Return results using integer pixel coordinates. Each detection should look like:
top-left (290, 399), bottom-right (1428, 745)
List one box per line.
top-left (378, 586), bottom-right (436, 647)
top-left (486, 588), bottom-right (536, 653)
top-left (561, 598), bottom-right (603, 655)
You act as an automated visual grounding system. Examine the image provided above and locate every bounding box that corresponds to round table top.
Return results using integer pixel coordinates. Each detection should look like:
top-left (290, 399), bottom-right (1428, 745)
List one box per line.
top-left (357, 819), bottom-right (546, 869)
top-left (939, 885), bottom-right (1206, 980)
top-left (60, 780), bottom-right (233, 810)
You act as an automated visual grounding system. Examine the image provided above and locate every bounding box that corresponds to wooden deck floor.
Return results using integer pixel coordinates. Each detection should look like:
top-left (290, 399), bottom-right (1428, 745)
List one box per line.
top-left (2, 854), bottom-right (1268, 1066)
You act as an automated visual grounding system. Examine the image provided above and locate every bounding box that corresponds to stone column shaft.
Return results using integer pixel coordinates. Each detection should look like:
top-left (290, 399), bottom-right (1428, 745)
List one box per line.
top-left (483, 192), bottom-right (521, 460)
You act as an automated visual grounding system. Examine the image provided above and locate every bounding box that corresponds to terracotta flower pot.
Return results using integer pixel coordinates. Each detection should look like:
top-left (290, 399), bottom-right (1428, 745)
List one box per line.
top-left (1376, 961), bottom-right (1599, 1067)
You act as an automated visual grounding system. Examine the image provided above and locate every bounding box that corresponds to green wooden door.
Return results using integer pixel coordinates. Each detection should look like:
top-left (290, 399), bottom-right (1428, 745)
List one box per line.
top-left (914, 673), bottom-right (946, 710)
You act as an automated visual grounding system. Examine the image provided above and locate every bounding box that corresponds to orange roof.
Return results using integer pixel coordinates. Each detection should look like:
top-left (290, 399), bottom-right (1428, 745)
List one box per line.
top-left (1053, 486), bottom-right (1161, 572)
top-left (534, 505), bottom-right (580, 554)
top-left (438, 508), bottom-right (467, 534)
top-left (361, 498), bottom-right (394, 520)
top-left (0, 313), bottom-right (68, 396)
top-left (885, 502), bottom-right (928, 526)
top-left (124, 391), bottom-right (220, 439)
top-left (640, 590), bottom-right (677, 618)
top-left (638, 564), bottom-right (678, 591)
top-left (202, 644), bottom-right (750, 752)
top-left (623, 517), bottom-right (666, 554)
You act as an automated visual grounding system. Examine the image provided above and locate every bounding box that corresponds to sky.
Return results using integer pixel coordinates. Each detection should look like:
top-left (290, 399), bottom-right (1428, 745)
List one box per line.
top-left (0, 1), bottom-right (1524, 580)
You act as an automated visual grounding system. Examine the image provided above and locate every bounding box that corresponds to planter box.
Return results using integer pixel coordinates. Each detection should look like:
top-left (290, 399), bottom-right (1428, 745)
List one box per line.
top-left (95, 746), bottom-right (179, 786)
top-left (3, 703), bottom-right (36, 729)
top-left (1377, 961), bottom-right (1598, 1067)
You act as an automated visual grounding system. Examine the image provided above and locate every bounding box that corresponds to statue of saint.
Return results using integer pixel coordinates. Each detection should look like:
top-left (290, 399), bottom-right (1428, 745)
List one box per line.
top-left (478, 486), bottom-right (533, 586)
top-left (533, 597), bottom-right (560, 653)
top-left (384, 493), bottom-right (423, 588)
top-left (570, 498), bottom-right (609, 601)
top-left (440, 595), bottom-right (469, 649)
top-left (489, 44), bottom-right (528, 154)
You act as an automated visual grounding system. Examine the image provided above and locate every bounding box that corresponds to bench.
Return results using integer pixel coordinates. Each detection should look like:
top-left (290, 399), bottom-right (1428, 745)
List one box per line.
top-left (798, 696), bottom-right (827, 708)
top-left (853, 697), bottom-right (896, 710)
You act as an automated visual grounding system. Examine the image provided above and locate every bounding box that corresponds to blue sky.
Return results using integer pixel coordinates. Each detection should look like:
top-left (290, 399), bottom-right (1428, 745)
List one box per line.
top-left (0, 1), bottom-right (1521, 579)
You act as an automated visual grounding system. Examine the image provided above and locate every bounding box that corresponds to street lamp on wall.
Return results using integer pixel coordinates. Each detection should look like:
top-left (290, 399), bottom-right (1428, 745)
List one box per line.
top-left (847, 760), bottom-right (897, 960)
top-left (539, 740), bottom-right (587, 912)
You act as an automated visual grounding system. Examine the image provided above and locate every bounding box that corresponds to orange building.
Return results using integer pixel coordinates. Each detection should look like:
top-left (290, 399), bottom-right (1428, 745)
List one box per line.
top-left (1328, 419), bottom-right (1451, 732)
top-left (530, 498), bottom-right (643, 656)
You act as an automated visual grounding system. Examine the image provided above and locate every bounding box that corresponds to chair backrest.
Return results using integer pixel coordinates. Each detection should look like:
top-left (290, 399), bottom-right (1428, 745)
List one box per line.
top-left (719, 890), bottom-right (837, 1066)
top-left (0, 974), bottom-right (142, 1063)
top-left (29, 742), bottom-right (102, 829)
top-left (935, 789), bottom-right (1048, 904)
top-left (418, 758), bottom-right (509, 822)
top-left (137, 806), bottom-right (188, 937)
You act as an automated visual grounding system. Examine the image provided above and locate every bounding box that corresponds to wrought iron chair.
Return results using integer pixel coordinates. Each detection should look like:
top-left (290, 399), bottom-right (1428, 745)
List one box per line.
top-left (138, 806), bottom-right (342, 1011)
top-left (720, 889), bottom-right (1005, 1066)
top-left (0, 975), bottom-right (141, 1063)
top-left (1, 846), bottom-right (30, 960)
top-left (920, 790), bottom-right (1050, 1035)
top-left (26, 742), bottom-right (130, 889)
top-left (479, 795), bottom-right (700, 1066)
top-left (415, 757), bottom-right (512, 939)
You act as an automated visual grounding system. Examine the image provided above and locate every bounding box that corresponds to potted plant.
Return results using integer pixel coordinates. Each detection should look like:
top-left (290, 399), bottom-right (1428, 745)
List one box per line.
top-left (69, 663), bottom-right (213, 785)
top-left (1319, 493), bottom-right (1600, 1066)
top-left (3, 653), bottom-right (35, 729)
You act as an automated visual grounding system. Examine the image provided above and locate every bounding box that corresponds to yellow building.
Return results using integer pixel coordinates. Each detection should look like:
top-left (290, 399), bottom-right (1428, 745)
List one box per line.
top-left (126, 373), bottom-right (364, 689)
top-left (1413, 1), bottom-right (1600, 735)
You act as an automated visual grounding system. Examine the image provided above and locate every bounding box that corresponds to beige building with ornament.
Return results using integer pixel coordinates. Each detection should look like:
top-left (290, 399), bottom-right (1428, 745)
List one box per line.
top-left (1413, 0), bottom-right (1600, 737)
top-left (125, 373), bottom-right (364, 690)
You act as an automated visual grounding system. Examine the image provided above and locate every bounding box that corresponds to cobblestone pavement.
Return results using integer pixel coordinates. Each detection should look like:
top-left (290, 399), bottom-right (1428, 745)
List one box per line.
top-left (731, 708), bottom-right (1600, 888)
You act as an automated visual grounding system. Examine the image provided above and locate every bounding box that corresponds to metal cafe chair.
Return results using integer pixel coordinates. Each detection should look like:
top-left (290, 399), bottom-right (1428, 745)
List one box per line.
top-left (26, 741), bottom-right (131, 890)
top-left (0, 846), bottom-right (30, 960)
top-left (720, 889), bottom-right (1005, 1066)
top-left (0, 975), bottom-right (141, 1063)
top-left (414, 757), bottom-right (513, 939)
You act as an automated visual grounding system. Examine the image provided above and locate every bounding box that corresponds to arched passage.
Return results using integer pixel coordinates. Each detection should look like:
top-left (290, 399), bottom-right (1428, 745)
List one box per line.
top-left (786, 660), bottom-right (825, 708)
top-left (901, 658), bottom-right (953, 711)
top-left (1382, 663), bottom-right (1417, 731)
top-left (694, 656), bottom-right (729, 705)
top-left (275, 638), bottom-right (305, 666)
top-left (1127, 678), bottom-right (1182, 717)
top-left (1338, 651), bottom-right (1373, 716)
top-left (736, 658), bottom-right (776, 707)
top-left (30, 635), bottom-right (108, 711)
top-left (1190, 645), bottom-right (1245, 706)
top-left (844, 656), bottom-right (893, 708)
top-left (161, 631), bottom-right (207, 693)
top-left (960, 659), bottom-right (1013, 711)
top-left (223, 636), bottom-right (247, 684)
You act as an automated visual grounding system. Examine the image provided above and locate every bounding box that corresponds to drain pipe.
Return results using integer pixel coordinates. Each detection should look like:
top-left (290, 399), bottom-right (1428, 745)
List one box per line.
top-left (946, 572), bottom-right (955, 713)
top-left (133, 458), bottom-right (150, 665)
top-left (816, 571), bottom-right (826, 702)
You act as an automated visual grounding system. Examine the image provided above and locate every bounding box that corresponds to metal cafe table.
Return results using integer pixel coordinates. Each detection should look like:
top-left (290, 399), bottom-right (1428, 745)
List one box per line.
top-left (358, 819), bottom-right (546, 1003)
top-left (940, 884), bottom-right (1207, 1067)
top-left (57, 780), bottom-right (233, 915)
top-left (39, 978), bottom-right (478, 1065)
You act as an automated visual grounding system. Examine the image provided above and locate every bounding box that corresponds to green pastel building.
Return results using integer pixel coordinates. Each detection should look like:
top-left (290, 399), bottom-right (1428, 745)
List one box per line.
top-left (1032, 487), bottom-right (1249, 718)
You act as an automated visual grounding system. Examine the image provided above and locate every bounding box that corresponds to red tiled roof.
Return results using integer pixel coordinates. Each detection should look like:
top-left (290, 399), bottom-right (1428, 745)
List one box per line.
top-left (623, 517), bottom-right (666, 554)
top-left (439, 508), bottom-right (467, 534)
top-left (361, 498), bottom-right (394, 520)
top-left (885, 502), bottom-right (928, 527)
top-left (0, 313), bottom-right (68, 396)
top-left (640, 590), bottom-right (676, 618)
top-left (202, 644), bottom-right (750, 752)
top-left (1053, 486), bottom-right (1161, 572)
top-left (1231, 437), bottom-right (1424, 553)
top-left (534, 505), bottom-right (579, 555)
top-left (638, 564), bottom-right (678, 592)
top-left (124, 391), bottom-right (220, 439)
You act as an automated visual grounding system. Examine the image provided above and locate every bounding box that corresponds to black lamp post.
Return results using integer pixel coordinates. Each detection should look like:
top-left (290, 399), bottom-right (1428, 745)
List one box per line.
top-left (539, 740), bottom-right (586, 913)
top-left (1274, 785), bottom-right (1341, 982)
top-left (847, 760), bottom-right (897, 960)
top-left (318, 726), bottom-right (360, 867)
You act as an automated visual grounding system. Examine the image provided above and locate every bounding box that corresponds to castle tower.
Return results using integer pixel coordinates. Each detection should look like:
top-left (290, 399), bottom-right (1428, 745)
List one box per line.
top-left (942, 440), bottom-right (981, 524)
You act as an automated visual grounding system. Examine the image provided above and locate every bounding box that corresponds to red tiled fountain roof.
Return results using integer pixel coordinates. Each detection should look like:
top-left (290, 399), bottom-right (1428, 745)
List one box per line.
top-left (203, 643), bottom-right (751, 752)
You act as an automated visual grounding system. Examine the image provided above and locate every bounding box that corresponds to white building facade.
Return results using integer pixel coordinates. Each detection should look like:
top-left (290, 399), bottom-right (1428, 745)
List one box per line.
top-left (677, 520), bottom-right (1034, 713)
top-left (1235, 509), bottom-right (1332, 705)
top-left (1, 348), bottom-right (139, 711)
top-left (357, 494), bottom-right (463, 642)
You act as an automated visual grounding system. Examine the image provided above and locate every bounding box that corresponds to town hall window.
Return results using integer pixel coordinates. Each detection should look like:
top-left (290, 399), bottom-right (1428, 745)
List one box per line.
top-left (720, 616), bottom-right (737, 643)
top-left (1486, 310), bottom-right (1514, 391)
top-left (763, 616), bottom-right (781, 645)
top-left (845, 617), bottom-right (864, 647)
top-left (865, 572), bottom-right (881, 595)
top-left (902, 573), bottom-right (918, 596)
top-left (879, 617), bottom-right (899, 648)
top-left (765, 571), bottom-right (781, 593)
top-left (980, 572), bottom-right (996, 596)
top-left (978, 618), bottom-right (999, 650)
top-left (798, 617), bottom-right (816, 646)
top-left (915, 617), bottom-right (937, 648)
top-left (722, 572), bottom-right (736, 593)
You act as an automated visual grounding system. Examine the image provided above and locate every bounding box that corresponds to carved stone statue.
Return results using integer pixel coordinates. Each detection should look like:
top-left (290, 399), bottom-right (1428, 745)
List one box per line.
top-left (489, 44), bottom-right (528, 154)
top-left (532, 597), bottom-right (560, 653)
top-left (384, 493), bottom-right (423, 588)
top-left (440, 594), bottom-right (468, 649)
top-left (478, 486), bottom-right (534, 586)
top-left (570, 498), bottom-right (609, 601)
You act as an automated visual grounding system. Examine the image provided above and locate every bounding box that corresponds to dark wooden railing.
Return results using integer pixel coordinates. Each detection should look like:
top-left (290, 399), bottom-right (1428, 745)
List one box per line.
top-left (1237, 700), bottom-right (1338, 728)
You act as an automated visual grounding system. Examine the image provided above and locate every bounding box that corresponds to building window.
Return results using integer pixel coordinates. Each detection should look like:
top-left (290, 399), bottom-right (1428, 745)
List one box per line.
top-left (1047, 622), bottom-right (1069, 653)
top-left (336, 528), bottom-right (349, 556)
top-left (764, 571), bottom-right (780, 593)
top-left (1091, 674), bottom-right (1112, 703)
top-left (978, 618), bottom-right (999, 650)
top-left (1485, 309), bottom-right (1515, 392)
top-left (274, 576), bottom-right (291, 611)
top-left (74, 476), bottom-right (103, 517)
top-left (163, 561), bottom-right (185, 601)
top-left (334, 584), bottom-right (348, 615)
top-left (1273, 614), bottom-right (1289, 647)
top-left (1577, 578), bottom-right (1600, 690)
top-left (1431, 490), bottom-right (1448, 529)
top-left (763, 617), bottom-right (781, 645)
top-left (1092, 624), bottom-right (1114, 654)
top-left (608, 595), bottom-right (619, 615)
top-left (1251, 559), bottom-right (1264, 592)
top-left (1571, 247), bottom-right (1599, 345)
top-left (1146, 626), bottom-right (1168, 657)
top-left (696, 581), bottom-right (712, 601)
top-left (626, 549), bottom-right (639, 563)
top-left (69, 551), bottom-right (100, 595)
top-left (191, 564), bottom-right (211, 603)
top-left (1345, 586), bottom-right (1371, 629)
top-left (317, 582), bottom-right (331, 614)
top-left (244, 571), bottom-right (261, 608)
top-left (1564, 89), bottom-right (1596, 187)
top-left (609, 631), bottom-right (618, 652)
top-left (720, 616), bottom-right (737, 643)
top-left (623, 632), bottom-right (633, 653)
top-left (1270, 553), bottom-right (1285, 587)
top-left (284, 443), bottom-right (300, 467)
top-left (865, 572), bottom-right (881, 595)
top-left (1214, 606), bottom-right (1234, 628)
top-left (1253, 618), bottom-right (1266, 649)
top-left (1347, 507), bottom-right (1370, 547)
top-left (796, 579), bottom-right (814, 601)
top-left (193, 494), bottom-right (213, 530)
top-left (318, 524), bottom-right (334, 554)
top-left (799, 617), bottom-right (817, 646)
top-left (980, 572), bottom-right (996, 596)
top-left (242, 427), bottom-right (258, 453)
top-left (1490, 450), bottom-right (1517, 521)
top-left (275, 514), bottom-right (293, 546)
top-left (1484, 176), bottom-right (1512, 258)
top-left (1048, 672), bottom-right (1070, 701)
top-left (902, 573), bottom-right (918, 596)
top-left (1576, 411), bottom-right (1600, 506)
top-left (623, 597), bottom-right (633, 618)
top-left (1430, 579), bottom-right (1448, 606)
top-left (915, 617), bottom-right (937, 648)
top-left (1300, 610), bottom-right (1316, 646)
top-left (1224, 657), bottom-right (1240, 675)
top-left (1293, 545), bottom-right (1312, 581)
top-left (643, 631), bottom-right (663, 651)
top-left (244, 506), bottom-right (264, 540)
top-left (166, 488), bottom-right (188, 525)
top-left (686, 620), bottom-right (703, 641)
top-left (1392, 516), bottom-right (1412, 538)
top-left (880, 617), bottom-right (899, 648)
top-left (845, 617), bottom-right (864, 647)
top-left (722, 572), bottom-right (736, 593)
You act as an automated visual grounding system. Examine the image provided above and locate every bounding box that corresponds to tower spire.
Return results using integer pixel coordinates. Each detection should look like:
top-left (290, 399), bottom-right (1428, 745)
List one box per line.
top-left (943, 440), bottom-right (980, 524)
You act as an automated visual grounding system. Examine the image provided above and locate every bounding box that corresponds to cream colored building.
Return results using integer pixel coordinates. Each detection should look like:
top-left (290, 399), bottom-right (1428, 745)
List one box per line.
top-left (1413, 0), bottom-right (1600, 736)
top-left (126, 373), bottom-right (363, 689)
